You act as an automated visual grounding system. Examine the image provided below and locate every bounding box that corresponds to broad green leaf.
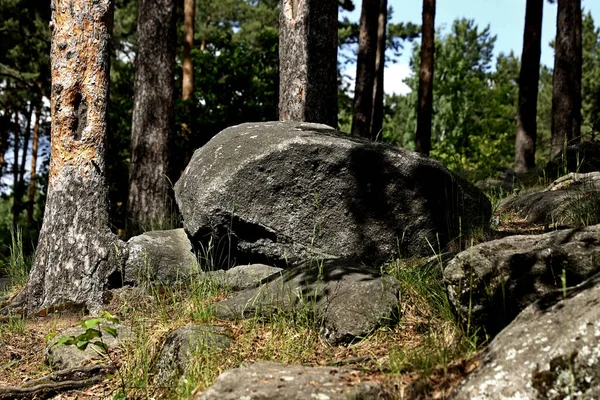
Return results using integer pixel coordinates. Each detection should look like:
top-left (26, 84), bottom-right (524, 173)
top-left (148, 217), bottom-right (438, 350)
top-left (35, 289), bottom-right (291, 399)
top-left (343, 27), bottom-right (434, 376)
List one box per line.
top-left (102, 326), bottom-right (118, 338)
top-left (81, 318), bottom-right (103, 330)
top-left (76, 340), bottom-right (89, 350)
top-left (53, 336), bottom-right (76, 348)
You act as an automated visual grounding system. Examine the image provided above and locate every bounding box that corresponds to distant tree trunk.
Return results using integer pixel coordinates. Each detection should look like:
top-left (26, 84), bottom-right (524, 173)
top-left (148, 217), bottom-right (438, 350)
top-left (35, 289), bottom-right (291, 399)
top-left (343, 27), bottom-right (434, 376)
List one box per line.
top-left (27, 105), bottom-right (41, 225)
top-left (13, 104), bottom-right (34, 226)
top-left (127, 0), bottom-right (176, 236)
top-left (551, 0), bottom-right (582, 160)
top-left (279, 0), bottom-right (338, 128)
top-left (14, 0), bottom-right (125, 315)
top-left (515, 0), bottom-right (543, 174)
top-left (370, 0), bottom-right (387, 140)
top-left (415, 0), bottom-right (436, 155)
top-left (12, 112), bottom-right (20, 226)
top-left (182, 0), bottom-right (195, 101)
top-left (351, 0), bottom-right (379, 138)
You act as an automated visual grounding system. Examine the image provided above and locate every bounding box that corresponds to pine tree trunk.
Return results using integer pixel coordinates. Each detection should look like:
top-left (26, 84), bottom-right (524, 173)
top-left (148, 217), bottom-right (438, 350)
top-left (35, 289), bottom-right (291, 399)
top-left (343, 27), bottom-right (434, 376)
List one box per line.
top-left (182, 0), bottom-right (195, 101)
top-left (27, 106), bottom-right (41, 225)
top-left (279, 0), bottom-right (338, 128)
top-left (14, 0), bottom-right (125, 315)
top-left (415, 0), bottom-right (436, 156)
top-left (13, 104), bottom-right (34, 226)
top-left (551, 0), bottom-right (582, 160)
top-left (127, 0), bottom-right (176, 236)
top-left (12, 112), bottom-right (20, 226)
top-left (351, 0), bottom-right (379, 138)
top-left (370, 0), bottom-right (387, 140)
top-left (515, 0), bottom-right (543, 174)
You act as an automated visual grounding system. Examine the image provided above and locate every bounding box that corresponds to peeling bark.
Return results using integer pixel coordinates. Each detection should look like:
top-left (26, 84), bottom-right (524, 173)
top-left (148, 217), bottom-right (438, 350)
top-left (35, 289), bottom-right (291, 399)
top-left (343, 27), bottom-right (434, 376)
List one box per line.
top-left (515, 0), bottom-right (543, 174)
top-left (279, 0), bottom-right (338, 128)
top-left (351, 0), bottom-right (379, 138)
top-left (551, 0), bottom-right (582, 160)
top-left (15, 0), bottom-right (125, 315)
top-left (182, 0), bottom-right (195, 101)
top-left (415, 0), bottom-right (435, 156)
top-left (27, 106), bottom-right (41, 225)
top-left (127, 0), bottom-right (176, 236)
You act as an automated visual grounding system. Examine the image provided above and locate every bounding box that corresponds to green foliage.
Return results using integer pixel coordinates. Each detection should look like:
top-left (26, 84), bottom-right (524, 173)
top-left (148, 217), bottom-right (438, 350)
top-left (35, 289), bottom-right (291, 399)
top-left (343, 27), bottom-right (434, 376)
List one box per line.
top-left (582, 11), bottom-right (600, 137)
top-left (383, 19), bottom-right (520, 178)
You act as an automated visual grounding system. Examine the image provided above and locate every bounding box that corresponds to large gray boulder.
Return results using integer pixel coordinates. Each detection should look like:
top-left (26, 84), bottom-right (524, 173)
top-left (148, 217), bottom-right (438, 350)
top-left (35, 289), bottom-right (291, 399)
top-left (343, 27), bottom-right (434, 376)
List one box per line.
top-left (195, 361), bottom-right (393, 399)
top-left (213, 261), bottom-right (400, 344)
top-left (45, 324), bottom-right (132, 370)
top-left (155, 325), bottom-right (232, 385)
top-left (175, 121), bottom-right (491, 267)
top-left (452, 272), bottom-right (600, 399)
top-left (124, 229), bottom-right (198, 285)
top-left (444, 224), bottom-right (600, 335)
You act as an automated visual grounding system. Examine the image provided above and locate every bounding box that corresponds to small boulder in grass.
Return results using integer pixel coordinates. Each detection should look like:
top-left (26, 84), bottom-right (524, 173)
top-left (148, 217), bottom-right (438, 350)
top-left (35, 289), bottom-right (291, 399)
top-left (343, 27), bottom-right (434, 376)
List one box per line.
top-left (45, 320), bottom-right (132, 371)
top-left (155, 325), bottom-right (232, 385)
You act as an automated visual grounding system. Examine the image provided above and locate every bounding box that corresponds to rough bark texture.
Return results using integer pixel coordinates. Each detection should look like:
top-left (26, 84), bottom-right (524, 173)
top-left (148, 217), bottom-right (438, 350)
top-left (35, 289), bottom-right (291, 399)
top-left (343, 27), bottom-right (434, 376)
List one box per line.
top-left (127, 0), bottom-right (176, 236)
top-left (278, 0), bottom-right (338, 128)
top-left (551, 0), bottom-right (582, 160)
top-left (27, 106), bottom-right (41, 225)
top-left (515, 0), bottom-right (543, 174)
top-left (15, 0), bottom-right (125, 315)
top-left (182, 0), bottom-right (194, 101)
top-left (370, 0), bottom-right (387, 139)
top-left (415, 0), bottom-right (435, 156)
top-left (351, 0), bottom-right (379, 138)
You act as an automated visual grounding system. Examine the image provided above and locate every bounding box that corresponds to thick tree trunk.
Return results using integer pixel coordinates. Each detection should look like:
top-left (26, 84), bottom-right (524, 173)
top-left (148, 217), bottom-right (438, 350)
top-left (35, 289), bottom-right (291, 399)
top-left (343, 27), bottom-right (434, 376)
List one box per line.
top-left (14, 0), bottom-right (125, 315)
top-left (182, 0), bottom-right (195, 101)
top-left (27, 106), bottom-right (41, 225)
top-left (415, 0), bottom-right (436, 156)
top-left (515, 0), bottom-right (543, 174)
top-left (279, 0), bottom-right (338, 128)
top-left (351, 0), bottom-right (379, 138)
top-left (370, 0), bottom-right (387, 140)
top-left (551, 0), bottom-right (582, 160)
top-left (127, 0), bottom-right (176, 236)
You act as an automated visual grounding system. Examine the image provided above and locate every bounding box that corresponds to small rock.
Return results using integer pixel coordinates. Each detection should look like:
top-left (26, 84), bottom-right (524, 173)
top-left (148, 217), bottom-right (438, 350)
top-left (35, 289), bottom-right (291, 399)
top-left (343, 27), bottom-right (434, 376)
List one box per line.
top-left (45, 324), bottom-right (132, 370)
top-left (444, 224), bottom-right (600, 335)
top-left (213, 260), bottom-right (400, 344)
top-left (451, 272), bottom-right (600, 399)
top-left (124, 229), bottom-right (199, 285)
top-left (194, 361), bottom-right (392, 399)
top-left (155, 325), bottom-right (232, 385)
top-left (207, 264), bottom-right (283, 291)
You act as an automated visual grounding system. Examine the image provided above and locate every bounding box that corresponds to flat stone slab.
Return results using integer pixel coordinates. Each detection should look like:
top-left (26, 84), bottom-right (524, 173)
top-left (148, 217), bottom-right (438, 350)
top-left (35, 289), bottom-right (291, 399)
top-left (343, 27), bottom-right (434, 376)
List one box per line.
top-left (213, 261), bottom-right (400, 344)
top-left (207, 264), bottom-right (283, 291)
top-left (195, 361), bottom-right (392, 399)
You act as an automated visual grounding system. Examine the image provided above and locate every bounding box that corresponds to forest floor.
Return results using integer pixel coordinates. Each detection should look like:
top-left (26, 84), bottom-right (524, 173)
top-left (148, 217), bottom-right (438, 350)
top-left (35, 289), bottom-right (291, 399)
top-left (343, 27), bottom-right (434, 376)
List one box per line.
top-left (0, 188), bottom-right (558, 399)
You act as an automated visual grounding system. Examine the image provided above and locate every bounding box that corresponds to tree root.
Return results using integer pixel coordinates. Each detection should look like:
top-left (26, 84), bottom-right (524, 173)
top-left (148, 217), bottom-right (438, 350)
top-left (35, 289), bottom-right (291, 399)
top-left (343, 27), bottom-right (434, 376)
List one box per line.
top-left (0, 364), bottom-right (116, 399)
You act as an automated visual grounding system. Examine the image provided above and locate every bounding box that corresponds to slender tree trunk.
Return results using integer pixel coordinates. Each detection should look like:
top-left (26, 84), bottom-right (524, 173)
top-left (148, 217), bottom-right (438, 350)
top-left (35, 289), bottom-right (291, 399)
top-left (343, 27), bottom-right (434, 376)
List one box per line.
top-left (12, 111), bottom-right (21, 226)
top-left (14, 104), bottom-right (34, 225)
top-left (127, 0), bottom-right (176, 236)
top-left (13, 0), bottom-right (125, 315)
top-left (551, 0), bottom-right (582, 160)
top-left (415, 0), bottom-right (436, 155)
top-left (351, 0), bottom-right (379, 138)
top-left (279, 0), bottom-right (338, 128)
top-left (182, 0), bottom-right (195, 101)
top-left (515, 0), bottom-right (543, 174)
top-left (27, 105), bottom-right (41, 225)
top-left (370, 0), bottom-right (387, 140)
